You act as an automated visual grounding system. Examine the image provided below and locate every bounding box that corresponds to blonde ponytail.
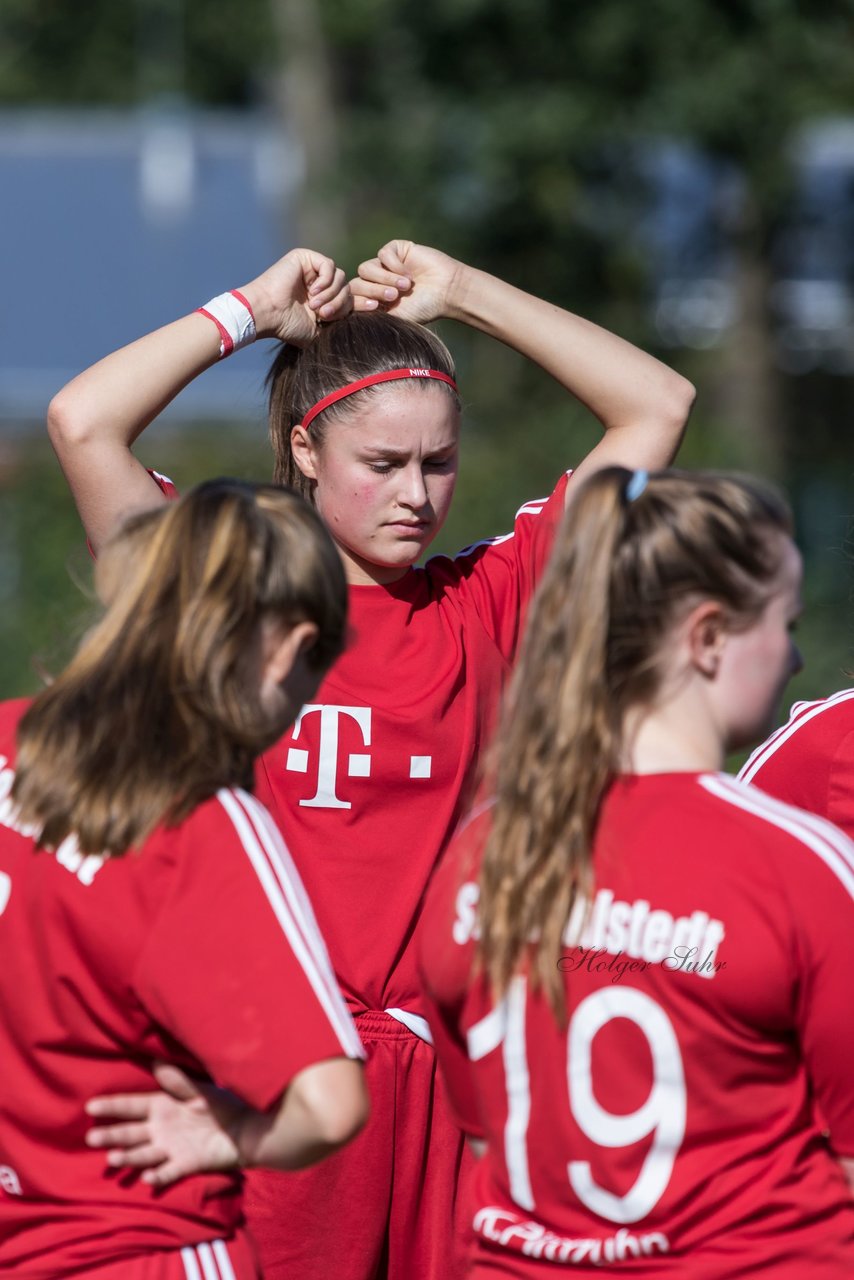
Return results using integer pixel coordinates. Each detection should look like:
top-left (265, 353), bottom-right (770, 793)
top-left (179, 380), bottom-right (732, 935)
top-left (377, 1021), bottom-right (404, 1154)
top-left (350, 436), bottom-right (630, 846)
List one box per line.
top-left (478, 467), bottom-right (792, 1018)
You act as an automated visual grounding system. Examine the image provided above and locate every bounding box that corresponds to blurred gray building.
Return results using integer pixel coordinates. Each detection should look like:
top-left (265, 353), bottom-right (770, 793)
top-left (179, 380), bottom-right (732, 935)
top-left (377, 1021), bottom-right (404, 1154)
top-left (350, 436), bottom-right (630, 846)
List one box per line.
top-left (637, 121), bottom-right (854, 371)
top-left (0, 107), bottom-right (300, 430)
top-left (771, 119), bottom-right (854, 375)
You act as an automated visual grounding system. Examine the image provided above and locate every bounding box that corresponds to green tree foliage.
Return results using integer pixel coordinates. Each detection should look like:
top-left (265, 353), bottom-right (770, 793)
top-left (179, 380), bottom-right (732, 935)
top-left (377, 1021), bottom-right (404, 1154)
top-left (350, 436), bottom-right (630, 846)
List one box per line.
top-left (314, 0), bottom-right (854, 478)
top-left (0, 0), bottom-right (275, 105)
top-left (320, 0), bottom-right (854, 266)
top-left (5, 0), bottom-right (852, 302)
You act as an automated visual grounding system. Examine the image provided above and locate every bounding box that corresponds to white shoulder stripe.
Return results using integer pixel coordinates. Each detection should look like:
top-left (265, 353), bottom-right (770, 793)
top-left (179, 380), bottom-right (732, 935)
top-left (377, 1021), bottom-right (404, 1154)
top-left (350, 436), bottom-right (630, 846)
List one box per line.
top-left (738, 688), bottom-right (854, 783)
top-left (514, 498), bottom-right (549, 517)
top-left (700, 774), bottom-right (854, 900)
top-left (453, 481), bottom-right (566, 561)
top-left (234, 789), bottom-right (362, 1052)
top-left (236, 790), bottom-right (338, 964)
top-left (707, 771), bottom-right (854, 867)
top-left (217, 790), bottom-right (364, 1059)
top-left (236, 788), bottom-right (363, 1059)
top-left (739, 781), bottom-right (854, 876)
top-left (454, 530), bottom-right (514, 559)
top-left (228, 789), bottom-right (364, 1058)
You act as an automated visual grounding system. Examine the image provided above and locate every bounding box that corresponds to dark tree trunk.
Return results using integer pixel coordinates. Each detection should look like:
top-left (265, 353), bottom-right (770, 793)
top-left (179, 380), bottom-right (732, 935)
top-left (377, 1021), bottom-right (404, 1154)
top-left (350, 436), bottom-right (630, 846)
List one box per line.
top-left (269, 0), bottom-right (346, 253)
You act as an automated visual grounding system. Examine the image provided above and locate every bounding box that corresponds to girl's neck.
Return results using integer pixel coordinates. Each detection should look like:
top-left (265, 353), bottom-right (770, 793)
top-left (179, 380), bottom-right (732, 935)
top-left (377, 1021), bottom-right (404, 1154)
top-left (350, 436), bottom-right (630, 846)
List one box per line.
top-left (338, 545), bottom-right (411, 588)
top-left (621, 694), bottom-right (725, 775)
top-left (344, 559), bottom-right (411, 587)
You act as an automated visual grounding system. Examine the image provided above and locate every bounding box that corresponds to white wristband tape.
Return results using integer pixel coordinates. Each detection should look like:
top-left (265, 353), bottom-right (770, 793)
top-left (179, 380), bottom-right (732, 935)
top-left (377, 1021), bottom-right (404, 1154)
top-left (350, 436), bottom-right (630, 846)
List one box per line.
top-left (196, 290), bottom-right (257, 358)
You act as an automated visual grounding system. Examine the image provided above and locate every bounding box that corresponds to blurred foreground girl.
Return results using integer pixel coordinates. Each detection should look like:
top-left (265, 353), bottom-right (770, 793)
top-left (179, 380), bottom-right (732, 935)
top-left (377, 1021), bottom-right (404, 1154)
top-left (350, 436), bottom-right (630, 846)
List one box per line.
top-left (0, 481), bottom-right (366, 1279)
top-left (418, 467), bottom-right (854, 1277)
top-left (48, 242), bottom-right (694, 1279)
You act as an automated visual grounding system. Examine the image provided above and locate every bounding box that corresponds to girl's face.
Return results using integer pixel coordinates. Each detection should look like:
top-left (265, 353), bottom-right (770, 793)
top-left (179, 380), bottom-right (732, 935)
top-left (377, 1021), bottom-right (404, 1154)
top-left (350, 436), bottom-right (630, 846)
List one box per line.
top-left (717, 535), bottom-right (804, 752)
top-left (291, 384), bottom-right (460, 586)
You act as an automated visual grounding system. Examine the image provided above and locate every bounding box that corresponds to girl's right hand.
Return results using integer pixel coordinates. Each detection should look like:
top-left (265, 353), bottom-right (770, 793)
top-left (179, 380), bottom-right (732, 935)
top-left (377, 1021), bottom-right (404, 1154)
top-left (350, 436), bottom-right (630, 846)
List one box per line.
top-left (85, 1062), bottom-right (245, 1187)
top-left (241, 248), bottom-right (352, 346)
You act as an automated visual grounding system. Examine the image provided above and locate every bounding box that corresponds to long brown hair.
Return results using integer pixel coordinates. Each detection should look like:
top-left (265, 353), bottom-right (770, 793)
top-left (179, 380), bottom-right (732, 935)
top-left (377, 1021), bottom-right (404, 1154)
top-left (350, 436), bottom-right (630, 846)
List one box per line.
top-left (12, 480), bottom-right (347, 856)
top-left (478, 466), bottom-right (793, 1017)
top-left (267, 311), bottom-right (461, 499)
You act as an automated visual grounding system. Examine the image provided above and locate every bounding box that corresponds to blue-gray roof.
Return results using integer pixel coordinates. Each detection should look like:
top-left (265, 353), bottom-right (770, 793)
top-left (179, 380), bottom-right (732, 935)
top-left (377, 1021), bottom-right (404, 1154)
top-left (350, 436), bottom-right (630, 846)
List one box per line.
top-left (0, 107), bottom-right (300, 428)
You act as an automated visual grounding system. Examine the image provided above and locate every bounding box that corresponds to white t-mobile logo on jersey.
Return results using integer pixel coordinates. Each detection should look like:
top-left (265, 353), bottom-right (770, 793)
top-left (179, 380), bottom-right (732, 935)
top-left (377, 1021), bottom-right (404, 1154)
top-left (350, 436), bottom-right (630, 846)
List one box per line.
top-left (285, 705), bottom-right (434, 807)
top-left (286, 705), bottom-right (373, 809)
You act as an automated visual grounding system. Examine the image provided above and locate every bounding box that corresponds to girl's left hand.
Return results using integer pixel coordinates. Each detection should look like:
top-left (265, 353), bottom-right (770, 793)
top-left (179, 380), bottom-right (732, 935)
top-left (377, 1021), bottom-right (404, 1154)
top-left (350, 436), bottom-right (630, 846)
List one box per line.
top-left (350, 241), bottom-right (464, 324)
top-left (242, 248), bottom-right (352, 345)
top-left (85, 1062), bottom-right (245, 1187)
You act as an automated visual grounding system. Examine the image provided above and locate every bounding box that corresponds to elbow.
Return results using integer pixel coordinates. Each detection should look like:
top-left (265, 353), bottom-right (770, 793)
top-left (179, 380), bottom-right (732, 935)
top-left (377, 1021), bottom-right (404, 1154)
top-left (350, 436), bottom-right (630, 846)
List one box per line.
top-left (317, 1105), bottom-right (368, 1150)
top-left (662, 372), bottom-right (697, 439)
top-left (648, 373), bottom-right (696, 465)
top-left (673, 372), bottom-right (697, 427)
top-left (308, 1071), bottom-right (369, 1149)
top-left (677, 373), bottom-right (697, 423)
top-left (297, 1060), bottom-right (369, 1152)
top-left (47, 390), bottom-right (93, 451)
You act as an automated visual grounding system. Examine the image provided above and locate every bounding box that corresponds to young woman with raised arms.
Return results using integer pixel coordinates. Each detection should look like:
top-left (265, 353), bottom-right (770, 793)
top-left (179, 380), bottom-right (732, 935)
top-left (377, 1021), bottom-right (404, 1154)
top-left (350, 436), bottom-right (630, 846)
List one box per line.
top-left (48, 242), bottom-right (695, 1279)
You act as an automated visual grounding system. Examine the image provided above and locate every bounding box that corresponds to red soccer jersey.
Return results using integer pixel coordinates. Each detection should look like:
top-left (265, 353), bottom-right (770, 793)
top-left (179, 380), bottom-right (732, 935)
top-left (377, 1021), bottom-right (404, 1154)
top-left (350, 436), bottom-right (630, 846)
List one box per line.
top-left (255, 475), bottom-right (569, 1027)
top-left (738, 688), bottom-right (854, 836)
top-left (0, 700), bottom-right (364, 1279)
top-left (418, 773), bottom-right (854, 1277)
top-left (149, 470), bottom-right (568, 1028)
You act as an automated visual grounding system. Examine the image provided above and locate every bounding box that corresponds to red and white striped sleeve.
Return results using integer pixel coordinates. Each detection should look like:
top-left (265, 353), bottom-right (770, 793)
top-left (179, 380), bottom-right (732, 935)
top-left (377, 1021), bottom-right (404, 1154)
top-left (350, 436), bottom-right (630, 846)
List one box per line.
top-left (701, 773), bottom-right (854, 1155)
top-left (135, 789), bottom-right (364, 1111)
top-left (147, 468), bottom-right (180, 500)
top-left (738, 689), bottom-right (854, 840)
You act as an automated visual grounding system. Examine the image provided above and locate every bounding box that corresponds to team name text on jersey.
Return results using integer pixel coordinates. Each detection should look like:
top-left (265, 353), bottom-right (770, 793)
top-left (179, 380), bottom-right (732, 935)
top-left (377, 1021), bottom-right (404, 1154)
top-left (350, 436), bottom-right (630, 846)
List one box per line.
top-left (453, 882), bottom-right (726, 979)
top-left (0, 756), bottom-right (105, 886)
top-left (474, 1207), bottom-right (670, 1265)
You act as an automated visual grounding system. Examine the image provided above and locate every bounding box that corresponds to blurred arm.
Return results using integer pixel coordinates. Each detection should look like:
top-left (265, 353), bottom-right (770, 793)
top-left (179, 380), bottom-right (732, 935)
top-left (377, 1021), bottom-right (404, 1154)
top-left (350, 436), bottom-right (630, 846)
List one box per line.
top-left (238, 1057), bottom-right (368, 1171)
top-left (86, 1057), bottom-right (368, 1187)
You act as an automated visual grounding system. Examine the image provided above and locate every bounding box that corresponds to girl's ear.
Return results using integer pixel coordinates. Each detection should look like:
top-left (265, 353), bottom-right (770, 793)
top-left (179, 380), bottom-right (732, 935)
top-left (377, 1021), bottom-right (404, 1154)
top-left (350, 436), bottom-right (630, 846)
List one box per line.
top-left (290, 425), bottom-right (319, 481)
top-left (685, 601), bottom-right (728, 679)
top-left (263, 620), bottom-right (319, 687)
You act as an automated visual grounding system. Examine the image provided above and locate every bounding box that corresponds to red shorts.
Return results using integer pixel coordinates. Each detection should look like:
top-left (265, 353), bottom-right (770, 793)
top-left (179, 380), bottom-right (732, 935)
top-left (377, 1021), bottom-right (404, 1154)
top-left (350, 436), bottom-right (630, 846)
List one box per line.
top-left (244, 1012), bottom-right (474, 1280)
top-left (73, 1234), bottom-right (258, 1279)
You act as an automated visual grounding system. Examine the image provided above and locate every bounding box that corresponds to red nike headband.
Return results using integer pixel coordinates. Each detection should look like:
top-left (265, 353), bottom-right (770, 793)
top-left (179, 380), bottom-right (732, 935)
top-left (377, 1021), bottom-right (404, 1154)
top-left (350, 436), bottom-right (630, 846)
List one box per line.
top-left (300, 368), bottom-right (459, 432)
